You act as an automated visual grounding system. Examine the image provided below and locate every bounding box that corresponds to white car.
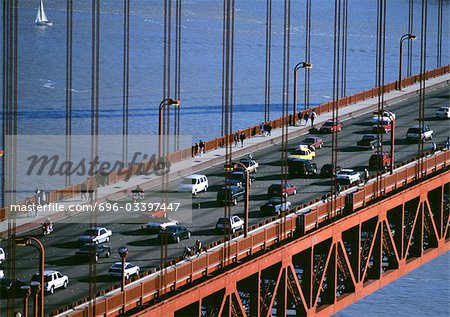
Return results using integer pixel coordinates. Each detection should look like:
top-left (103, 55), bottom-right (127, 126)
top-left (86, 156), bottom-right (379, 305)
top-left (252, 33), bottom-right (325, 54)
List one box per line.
top-left (215, 215), bottom-right (244, 233)
top-left (108, 262), bottom-right (140, 279)
top-left (146, 217), bottom-right (179, 233)
top-left (178, 174), bottom-right (209, 195)
top-left (237, 158), bottom-right (259, 173)
top-left (436, 106), bottom-right (450, 119)
top-left (0, 248), bottom-right (5, 263)
top-left (336, 169), bottom-right (361, 186)
top-left (406, 125), bottom-right (433, 142)
top-left (31, 270), bottom-right (69, 294)
top-left (370, 110), bottom-right (396, 124)
top-left (79, 227), bottom-right (112, 244)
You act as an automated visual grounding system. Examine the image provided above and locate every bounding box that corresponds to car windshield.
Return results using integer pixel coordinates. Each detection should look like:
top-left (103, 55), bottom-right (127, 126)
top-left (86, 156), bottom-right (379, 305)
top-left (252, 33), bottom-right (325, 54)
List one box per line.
top-left (408, 128), bottom-right (420, 133)
top-left (217, 218), bottom-right (230, 225)
top-left (338, 170), bottom-right (353, 175)
top-left (239, 160), bottom-right (250, 167)
top-left (363, 135), bottom-right (376, 140)
top-left (231, 173), bottom-right (244, 180)
top-left (111, 263), bottom-right (122, 269)
top-left (303, 138), bottom-right (315, 144)
top-left (82, 229), bottom-right (98, 236)
top-left (182, 179), bottom-right (195, 185)
top-left (80, 244), bottom-right (97, 252)
top-left (162, 226), bottom-right (178, 233)
top-left (292, 149), bottom-right (307, 155)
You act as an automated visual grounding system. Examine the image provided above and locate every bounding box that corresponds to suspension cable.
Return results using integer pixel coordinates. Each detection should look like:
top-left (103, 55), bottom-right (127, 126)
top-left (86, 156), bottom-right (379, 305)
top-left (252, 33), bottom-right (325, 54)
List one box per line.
top-left (122, 0), bottom-right (130, 166)
top-left (407, 0), bottom-right (414, 77)
top-left (65, 0), bottom-right (73, 186)
top-left (304, 0), bottom-right (311, 110)
top-left (264, 0), bottom-right (272, 121)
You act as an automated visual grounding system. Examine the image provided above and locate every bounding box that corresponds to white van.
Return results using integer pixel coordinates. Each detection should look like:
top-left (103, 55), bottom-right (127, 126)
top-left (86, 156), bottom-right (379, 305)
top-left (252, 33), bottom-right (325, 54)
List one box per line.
top-left (178, 174), bottom-right (209, 195)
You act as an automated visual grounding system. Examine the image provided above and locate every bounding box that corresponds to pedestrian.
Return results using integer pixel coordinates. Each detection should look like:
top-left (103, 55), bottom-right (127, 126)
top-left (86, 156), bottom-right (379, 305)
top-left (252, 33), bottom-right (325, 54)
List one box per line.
top-left (195, 239), bottom-right (202, 256)
top-left (364, 169), bottom-right (369, 184)
top-left (88, 183), bottom-right (96, 202)
top-left (336, 183), bottom-right (341, 196)
top-left (193, 143), bottom-right (199, 157)
top-left (298, 112), bottom-right (303, 125)
top-left (267, 123), bottom-right (272, 136)
top-left (234, 133), bottom-right (239, 147)
top-left (263, 123), bottom-right (268, 137)
top-left (80, 182), bottom-right (87, 200)
top-left (310, 110), bottom-right (317, 127)
top-left (446, 136), bottom-right (450, 150)
top-left (239, 132), bottom-right (246, 147)
top-left (304, 112), bottom-right (310, 126)
top-left (431, 141), bottom-right (437, 153)
top-left (199, 140), bottom-right (205, 156)
top-left (26, 197), bottom-right (33, 218)
top-left (259, 122), bottom-right (264, 136)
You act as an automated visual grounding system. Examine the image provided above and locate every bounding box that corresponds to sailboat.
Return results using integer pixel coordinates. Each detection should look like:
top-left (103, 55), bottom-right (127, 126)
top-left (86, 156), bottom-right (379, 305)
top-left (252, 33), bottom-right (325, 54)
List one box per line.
top-left (35, 0), bottom-right (53, 26)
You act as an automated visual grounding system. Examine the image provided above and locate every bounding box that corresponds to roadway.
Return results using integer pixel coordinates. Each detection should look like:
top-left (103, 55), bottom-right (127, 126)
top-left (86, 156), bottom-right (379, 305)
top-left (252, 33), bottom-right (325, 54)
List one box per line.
top-left (1, 85), bottom-right (449, 315)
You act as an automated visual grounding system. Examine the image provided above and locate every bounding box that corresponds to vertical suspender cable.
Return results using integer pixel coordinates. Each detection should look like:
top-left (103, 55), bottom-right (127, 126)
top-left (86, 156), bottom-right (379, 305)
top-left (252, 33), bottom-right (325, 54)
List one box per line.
top-left (65, 0), bottom-right (73, 186)
top-left (174, 0), bottom-right (182, 150)
top-left (89, 0), bottom-right (100, 311)
top-left (436, 0), bottom-right (442, 68)
top-left (122, 0), bottom-right (130, 166)
top-left (330, 0), bottom-right (341, 211)
top-left (374, 0), bottom-right (387, 195)
top-left (264, 0), bottom-right (272, 122)
top-left (281, 0), bottom-right (291, 242)
top-left (407, 0), bottom-right (414, 77)
top-left (304, 0), bottom-right (311, 110)
top-left (4, 0), bottom-right (18, 315)
top-left (340, 0), bottom-right (348, 98)
top-left (417, 0), bottom-right (428, 178)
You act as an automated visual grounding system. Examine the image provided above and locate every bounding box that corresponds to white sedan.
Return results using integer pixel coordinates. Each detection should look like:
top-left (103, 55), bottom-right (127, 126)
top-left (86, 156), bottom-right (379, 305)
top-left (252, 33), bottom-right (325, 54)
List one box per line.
top-left (108, 262), bottom-right (140, 279)
top-left (370, 110), bottom-right (396, 124)
top-left (146, 217), bottom-right (179, 233)
top-left (336, 169), bottom-right (361, 186)
top-left (79, 227), bottom-right (112, 244)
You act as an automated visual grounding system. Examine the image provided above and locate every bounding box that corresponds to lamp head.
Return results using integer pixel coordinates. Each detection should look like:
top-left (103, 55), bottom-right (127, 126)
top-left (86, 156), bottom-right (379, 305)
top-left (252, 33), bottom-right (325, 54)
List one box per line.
top-left (15, 237), bottom-right (30, 247)
top-left (303, 62), bottom-right (313, 69)
top-left (118, 246), bottom-right (128, 259)
top-left (224, 164), bottom-right (234, 172)
top-left (168, 99), bottom-right (181, 107)
top-left (408, 34), bottom-right (416, 40)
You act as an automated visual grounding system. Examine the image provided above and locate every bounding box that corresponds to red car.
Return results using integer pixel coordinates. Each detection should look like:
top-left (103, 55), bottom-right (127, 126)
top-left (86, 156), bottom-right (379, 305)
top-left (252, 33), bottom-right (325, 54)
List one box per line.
top-left (372, 122), bottom-right (392, 133)
top-left (299, 136), bottom-right (324, 149)
top-left (319, 120), bottom-right (342, 133)
top-left (267, 182), bottom-right (297, 198)
top-left (369, 152), bottom-right (392, 170)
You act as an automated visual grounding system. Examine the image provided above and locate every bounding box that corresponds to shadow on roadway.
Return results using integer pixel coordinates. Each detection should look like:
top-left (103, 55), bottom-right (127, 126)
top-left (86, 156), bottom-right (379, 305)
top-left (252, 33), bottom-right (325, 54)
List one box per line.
top-left (78, 274), bottom-right (117, 284)
top-left (120, 228), bottom-right (149, 236)
top-left (128, 237), bottom-right (161, 247)
top-left (47, 255), bottom-right (84, 267)
top-left (254, 174), bottom-right (285, 181)
top-left (250, 193), bottom-right (269, 201)
top-left (339, 146), bottom-right (365, 153)
top-left (192, 200), bottom-right (222, 209)
top-left (52, 240), bottom-right (82, 249)
top-left (191, 228), bottom-right (218, 236)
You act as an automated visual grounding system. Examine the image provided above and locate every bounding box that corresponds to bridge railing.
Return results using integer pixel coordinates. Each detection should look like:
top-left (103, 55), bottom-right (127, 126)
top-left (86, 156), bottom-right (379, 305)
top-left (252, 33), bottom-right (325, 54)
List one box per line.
top-left (1, 65), bottom-right (448, 221)
top-left (53, 150), bottom-right (450, 317)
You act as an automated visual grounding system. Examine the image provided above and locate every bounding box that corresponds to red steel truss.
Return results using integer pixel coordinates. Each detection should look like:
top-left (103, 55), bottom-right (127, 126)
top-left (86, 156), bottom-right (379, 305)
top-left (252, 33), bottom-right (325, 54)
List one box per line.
top-left (134, 169), bottom-right (449, 317)
top-left (56, 151), bottom-right (449, 317)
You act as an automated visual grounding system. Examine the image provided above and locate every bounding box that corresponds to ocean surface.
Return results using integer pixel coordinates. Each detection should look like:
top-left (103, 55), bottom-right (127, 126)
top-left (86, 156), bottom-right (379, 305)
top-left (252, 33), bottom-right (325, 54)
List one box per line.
top-left (1, 0), bottom-right (449, 315)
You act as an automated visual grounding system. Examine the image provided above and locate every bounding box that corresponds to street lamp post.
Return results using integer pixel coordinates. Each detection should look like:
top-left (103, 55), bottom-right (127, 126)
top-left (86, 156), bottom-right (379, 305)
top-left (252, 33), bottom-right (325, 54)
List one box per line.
top-left (29, 282), bottom-right (41, 317)
top-left (158, 98), bottom-right (181, 158)
top-left (20, 286), bottom-right (31, 317)
top-left (118, 246), bottom-right (128, 314)
top-left (293, 62), bottom-right (312, 124)
top-left (397, 33), bottom-right (416, 90)
top-left (225, 162), bottom-right (250, 238)
top-left (15, 238), bottom-right (44, 317)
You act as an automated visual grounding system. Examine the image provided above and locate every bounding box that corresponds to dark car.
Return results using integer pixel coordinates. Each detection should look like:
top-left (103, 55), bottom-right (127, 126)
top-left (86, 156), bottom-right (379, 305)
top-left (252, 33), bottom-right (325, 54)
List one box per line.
top-left (267, 182), bottom-right (297, 198)
top-left (320, 164), bottom-right (341, 177)
top-left (369, 152), bottom-right (392, 170)
top-left (288, 158), bottom-right (318, 177)
top-left (225, 171), bottom-right (254, 187)
top-left (0, 278), bottom-right (28, 298)
top-left (217, 186), bottom-right (245, 205)
top-left (356, 134), bottom-right (381, 150)
top-left (75, 243), bottom-right (111, 262)
top-left (158, 225), bottom-right (191, 243)
top-left (299, 136), bottom-right (324, 150)
top-left (319, 120), bottom-right (342, 133)
top-left (260, 198), bottom-right (292, 215)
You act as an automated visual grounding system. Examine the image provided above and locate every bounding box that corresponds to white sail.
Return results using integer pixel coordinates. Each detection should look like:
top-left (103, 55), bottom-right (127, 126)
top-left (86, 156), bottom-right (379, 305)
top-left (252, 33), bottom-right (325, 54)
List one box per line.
top-left (35, 0), bottom-right (52, 26)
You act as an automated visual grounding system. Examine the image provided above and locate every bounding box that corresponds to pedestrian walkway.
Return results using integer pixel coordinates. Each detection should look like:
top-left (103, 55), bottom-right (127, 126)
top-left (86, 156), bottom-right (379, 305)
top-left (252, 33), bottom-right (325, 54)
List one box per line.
top-left (1, 73), bottom-right (448, 237)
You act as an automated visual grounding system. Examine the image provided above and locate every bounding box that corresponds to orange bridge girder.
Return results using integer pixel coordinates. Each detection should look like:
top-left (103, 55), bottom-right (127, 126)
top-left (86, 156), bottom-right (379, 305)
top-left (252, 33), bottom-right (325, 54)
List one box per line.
top-left (133, 170), bottom-right (449, 317)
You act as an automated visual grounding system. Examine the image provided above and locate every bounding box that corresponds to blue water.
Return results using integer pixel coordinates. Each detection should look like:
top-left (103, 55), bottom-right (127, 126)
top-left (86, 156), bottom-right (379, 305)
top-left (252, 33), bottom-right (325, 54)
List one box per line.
top-left (3, 0), bottom-right (449, 143)
top-left (2, 1), bottom-right (449, 315)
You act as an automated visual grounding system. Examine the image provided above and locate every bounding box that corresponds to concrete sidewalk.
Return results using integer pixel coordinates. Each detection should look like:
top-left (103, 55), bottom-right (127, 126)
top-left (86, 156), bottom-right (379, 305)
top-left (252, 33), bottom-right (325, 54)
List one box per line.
top-left (1, 73), bottom-right (449, 237)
